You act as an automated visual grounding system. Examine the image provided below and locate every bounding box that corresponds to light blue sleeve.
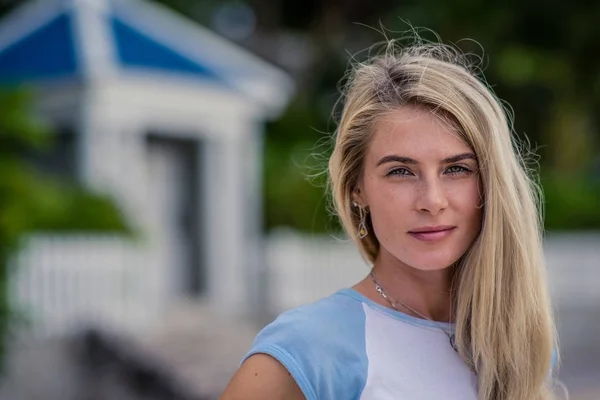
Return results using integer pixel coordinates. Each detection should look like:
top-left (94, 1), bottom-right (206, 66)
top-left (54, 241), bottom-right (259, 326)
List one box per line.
top-left (241, 294), bottom-right (368, 400)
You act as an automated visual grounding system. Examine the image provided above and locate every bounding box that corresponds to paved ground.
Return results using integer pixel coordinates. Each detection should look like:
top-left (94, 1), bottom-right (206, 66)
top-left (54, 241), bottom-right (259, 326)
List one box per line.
top-left (139, 301), bottom-right (261, 399)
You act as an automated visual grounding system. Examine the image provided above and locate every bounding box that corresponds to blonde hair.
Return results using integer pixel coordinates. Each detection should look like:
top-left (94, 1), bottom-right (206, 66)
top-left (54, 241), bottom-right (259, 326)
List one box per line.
top-left (328, 40), bottom-right (560, 400)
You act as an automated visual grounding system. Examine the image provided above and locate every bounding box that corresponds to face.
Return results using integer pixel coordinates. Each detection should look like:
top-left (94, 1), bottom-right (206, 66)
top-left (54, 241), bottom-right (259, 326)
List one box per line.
top-left (356, 105), bottom-right (483, 271)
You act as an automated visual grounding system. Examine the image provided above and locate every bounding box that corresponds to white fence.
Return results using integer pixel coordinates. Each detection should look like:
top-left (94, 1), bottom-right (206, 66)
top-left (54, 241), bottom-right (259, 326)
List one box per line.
top-left (8, 231), bottom-right (600, 338)
top-left (265, 230), bottom-right (368, 313)
top-left (9, 235), bottom-right (163, 338)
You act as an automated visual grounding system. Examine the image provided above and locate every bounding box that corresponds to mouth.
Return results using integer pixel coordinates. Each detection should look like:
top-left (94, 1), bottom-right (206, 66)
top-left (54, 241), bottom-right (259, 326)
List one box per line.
top-left (408, 226), bottom-right (456, 242)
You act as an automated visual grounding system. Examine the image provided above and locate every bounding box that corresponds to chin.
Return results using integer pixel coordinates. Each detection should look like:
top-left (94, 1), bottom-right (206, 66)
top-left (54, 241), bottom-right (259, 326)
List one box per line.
top-left (409, 262), bottom-right (455, 272)
top-left (403, 252), bottom-right (461, 271)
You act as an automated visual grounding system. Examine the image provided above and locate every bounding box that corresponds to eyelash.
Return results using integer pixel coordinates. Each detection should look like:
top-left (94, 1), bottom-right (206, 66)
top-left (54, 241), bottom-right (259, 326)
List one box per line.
top-left (386, 165), bottom-right (472, 177)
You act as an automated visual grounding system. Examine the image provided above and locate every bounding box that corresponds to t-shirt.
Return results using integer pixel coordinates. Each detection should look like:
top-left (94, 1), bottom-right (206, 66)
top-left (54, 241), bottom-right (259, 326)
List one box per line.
top-left (242, 288), bottom-right (479, 400)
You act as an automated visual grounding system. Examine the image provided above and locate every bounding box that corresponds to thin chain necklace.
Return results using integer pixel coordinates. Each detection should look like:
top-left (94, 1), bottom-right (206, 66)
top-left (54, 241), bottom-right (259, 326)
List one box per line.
top-left (369, 270), bottom-right (458, 352)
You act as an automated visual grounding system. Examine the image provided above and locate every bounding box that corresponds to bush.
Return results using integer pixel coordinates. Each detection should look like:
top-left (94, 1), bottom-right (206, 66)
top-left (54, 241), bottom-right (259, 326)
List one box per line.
top-left (542, 172), bottom-right (600, 230)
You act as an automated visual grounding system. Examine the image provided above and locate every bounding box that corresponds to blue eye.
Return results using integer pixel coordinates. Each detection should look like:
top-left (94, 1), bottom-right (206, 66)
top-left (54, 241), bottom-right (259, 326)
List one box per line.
top-left (387, 167), bottom-right (414, 176)
top-left (445, 165), bottom-right (471, 175)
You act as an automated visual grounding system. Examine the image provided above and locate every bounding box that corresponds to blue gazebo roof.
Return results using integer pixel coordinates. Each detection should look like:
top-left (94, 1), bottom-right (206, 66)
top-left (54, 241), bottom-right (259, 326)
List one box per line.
top-left (0, 0), bottom-right (292, 103)
top-left (0, 12), bottom-right (78, 81)
top-left (111, 16), bottom-right (221, 82)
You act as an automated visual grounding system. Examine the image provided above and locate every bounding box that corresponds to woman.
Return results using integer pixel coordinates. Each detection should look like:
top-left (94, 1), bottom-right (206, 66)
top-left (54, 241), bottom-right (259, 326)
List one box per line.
top-left (219, 41), bottom-right (559, 400)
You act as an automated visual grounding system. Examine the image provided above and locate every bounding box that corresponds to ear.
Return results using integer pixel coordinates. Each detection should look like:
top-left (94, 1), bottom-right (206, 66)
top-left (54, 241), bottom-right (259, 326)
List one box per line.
top-left (352, 185), bottom-right (367, 208)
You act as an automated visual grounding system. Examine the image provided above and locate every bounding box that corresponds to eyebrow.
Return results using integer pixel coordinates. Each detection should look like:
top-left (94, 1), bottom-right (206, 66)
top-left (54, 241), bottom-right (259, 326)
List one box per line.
top-left (376, 152), bottom-right (477, 167)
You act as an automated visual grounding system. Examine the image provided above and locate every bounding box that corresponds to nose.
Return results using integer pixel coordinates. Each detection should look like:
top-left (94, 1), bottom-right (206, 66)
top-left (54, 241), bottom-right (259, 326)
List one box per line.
top-left (415, 177), bottom-right (448, 215)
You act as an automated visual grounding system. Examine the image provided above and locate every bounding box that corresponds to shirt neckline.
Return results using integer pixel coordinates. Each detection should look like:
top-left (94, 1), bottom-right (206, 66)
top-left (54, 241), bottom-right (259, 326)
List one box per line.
top-left (337, 287), bottom-right (456, 332)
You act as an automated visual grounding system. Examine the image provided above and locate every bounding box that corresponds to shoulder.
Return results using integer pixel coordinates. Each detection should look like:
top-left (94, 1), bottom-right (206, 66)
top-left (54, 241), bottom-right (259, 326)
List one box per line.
top-left (259, 289), bottom-right (366, 339)
top-left (242, 290), bottom-right (368, 400)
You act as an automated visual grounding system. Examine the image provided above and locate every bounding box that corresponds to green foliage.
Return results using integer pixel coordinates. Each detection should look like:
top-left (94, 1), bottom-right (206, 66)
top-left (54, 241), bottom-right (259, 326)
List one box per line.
top-left (542, 172), bottom-right (600, 231)
top-left (0, 89), bottom-right (129, 363)
top-left (263, 96), bottom-right (337, 233)
top-left (0, 90), bottom-right (129, 247)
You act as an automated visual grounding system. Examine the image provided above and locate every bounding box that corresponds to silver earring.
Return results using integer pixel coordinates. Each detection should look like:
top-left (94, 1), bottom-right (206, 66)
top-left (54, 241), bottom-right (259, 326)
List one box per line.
top-left (353, 202), bottom-right (368, 239)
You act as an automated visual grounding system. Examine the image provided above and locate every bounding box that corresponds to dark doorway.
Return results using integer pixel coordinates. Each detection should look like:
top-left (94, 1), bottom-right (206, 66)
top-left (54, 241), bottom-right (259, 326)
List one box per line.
top-left (146, 135), bottom-right (204, 297)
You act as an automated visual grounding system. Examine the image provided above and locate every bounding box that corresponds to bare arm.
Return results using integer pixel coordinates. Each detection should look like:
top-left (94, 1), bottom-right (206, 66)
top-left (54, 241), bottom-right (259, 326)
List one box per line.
top-left (218, 353), bottom-right (306, 400)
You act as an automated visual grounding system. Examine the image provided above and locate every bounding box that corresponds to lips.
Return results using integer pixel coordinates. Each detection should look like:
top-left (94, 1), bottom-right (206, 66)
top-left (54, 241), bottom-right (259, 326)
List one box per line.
top-left (408, 226), bottom-right (456, 242)
top-left (409, 225), bottom-right (455, 233)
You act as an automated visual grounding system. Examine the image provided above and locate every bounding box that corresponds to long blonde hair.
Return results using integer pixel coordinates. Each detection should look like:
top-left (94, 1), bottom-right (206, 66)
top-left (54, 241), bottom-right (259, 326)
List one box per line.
top-left (328, 41), bottom-right (559, 400)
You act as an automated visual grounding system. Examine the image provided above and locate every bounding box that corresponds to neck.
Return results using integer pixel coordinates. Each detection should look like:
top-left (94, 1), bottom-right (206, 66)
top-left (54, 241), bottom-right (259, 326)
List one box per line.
top-left (359, 251), bottom-right (456, 323)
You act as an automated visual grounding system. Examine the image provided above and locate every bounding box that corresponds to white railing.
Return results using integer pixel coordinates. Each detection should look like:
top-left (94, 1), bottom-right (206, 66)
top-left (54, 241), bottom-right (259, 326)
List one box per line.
top-left (265, 229), bottom-right (368, 313)
top-left (9, 235), bottom-right (163, 339)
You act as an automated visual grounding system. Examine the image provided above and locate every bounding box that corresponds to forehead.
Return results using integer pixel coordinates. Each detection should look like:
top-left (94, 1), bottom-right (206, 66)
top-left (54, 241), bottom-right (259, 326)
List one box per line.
top-left (368, 106), bottom-right (471, 160)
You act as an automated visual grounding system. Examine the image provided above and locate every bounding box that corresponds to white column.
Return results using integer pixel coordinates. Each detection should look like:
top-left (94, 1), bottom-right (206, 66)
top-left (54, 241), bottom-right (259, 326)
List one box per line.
top-left (71, 0), bottom-right (117, 81)
top-left (241, 120), bottom-right (269, 322)
top-left (77, 90), bottom-right (115, 191)
top-left (77, 93), bottom-right (148, 230)
top-left (203, 121), bottom-right (253, 317)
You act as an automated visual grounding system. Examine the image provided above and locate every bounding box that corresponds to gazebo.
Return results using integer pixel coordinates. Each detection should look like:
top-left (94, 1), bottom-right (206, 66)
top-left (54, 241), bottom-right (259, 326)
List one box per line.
top-left (0, 0), bottom-right (293, 335)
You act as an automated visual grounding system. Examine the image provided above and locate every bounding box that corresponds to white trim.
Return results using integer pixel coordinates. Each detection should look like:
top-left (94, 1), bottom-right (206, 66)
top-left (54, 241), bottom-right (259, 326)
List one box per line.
top-left (71, 0), bottom-right (117, 79)
top-left (0, 0), bottom-right (67, 53)
top-left (72, 0), bottom-right (111, 13)
top-left (116, 66), bottom-right (233, 92)
top-left (96, 74), bottom-right (261, 130)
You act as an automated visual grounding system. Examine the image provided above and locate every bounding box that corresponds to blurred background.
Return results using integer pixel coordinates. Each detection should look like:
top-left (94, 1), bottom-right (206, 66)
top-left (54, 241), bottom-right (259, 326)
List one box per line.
top-left (0, 0), bottom-right (598, 399)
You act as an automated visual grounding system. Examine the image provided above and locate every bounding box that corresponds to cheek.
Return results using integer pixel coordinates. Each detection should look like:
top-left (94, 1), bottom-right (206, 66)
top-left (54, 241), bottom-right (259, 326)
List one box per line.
top-left (364, 182), bottom-right (413, 236)
top-left (452, 182), bottom-right (483, 229)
